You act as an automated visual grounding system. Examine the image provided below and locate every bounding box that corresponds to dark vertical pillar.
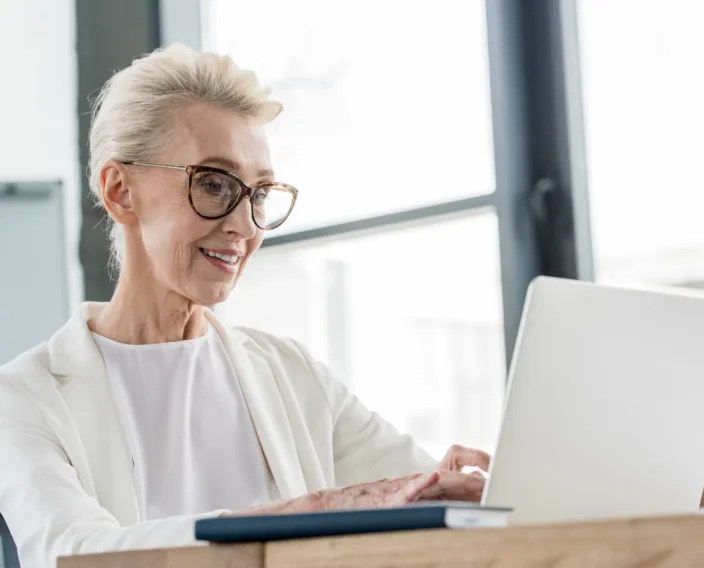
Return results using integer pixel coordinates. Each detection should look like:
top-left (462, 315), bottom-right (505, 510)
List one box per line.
top-left (77, 0), bottom-right (161, 300)
top-left (486, 0), bottom-right (593, 360)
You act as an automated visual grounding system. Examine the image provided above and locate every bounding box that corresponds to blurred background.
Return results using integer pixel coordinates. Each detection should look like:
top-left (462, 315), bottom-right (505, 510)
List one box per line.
top-left (2, 0), bottom-right (704, 480)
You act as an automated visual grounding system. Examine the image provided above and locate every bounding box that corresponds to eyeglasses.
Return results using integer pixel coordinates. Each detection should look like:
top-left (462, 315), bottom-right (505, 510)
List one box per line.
top-left (120, 161), bottom-right (298, 230)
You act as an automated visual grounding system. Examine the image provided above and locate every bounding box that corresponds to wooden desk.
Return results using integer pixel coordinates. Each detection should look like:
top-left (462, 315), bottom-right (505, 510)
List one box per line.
top-left (57, 543), bottom-right (262, 568)
top-left (59, 514), bottom-right (704, 568)
top-left (268, 514), bottom-right (704, 568)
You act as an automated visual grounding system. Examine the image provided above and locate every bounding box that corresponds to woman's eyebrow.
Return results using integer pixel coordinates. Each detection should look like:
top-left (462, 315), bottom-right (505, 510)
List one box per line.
top-left (198, 156), bottom-right (274, 179)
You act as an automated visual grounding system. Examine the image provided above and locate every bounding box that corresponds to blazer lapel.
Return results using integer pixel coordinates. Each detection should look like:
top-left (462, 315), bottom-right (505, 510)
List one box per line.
top-left (208, 314), bottom-right (308, 501)
top-left (48, 304), bottom-right (141, 524)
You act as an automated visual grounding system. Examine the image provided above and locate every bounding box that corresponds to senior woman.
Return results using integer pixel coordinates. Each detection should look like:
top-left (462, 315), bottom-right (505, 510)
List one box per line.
top-left (0, 45), bottom-right (489, 568)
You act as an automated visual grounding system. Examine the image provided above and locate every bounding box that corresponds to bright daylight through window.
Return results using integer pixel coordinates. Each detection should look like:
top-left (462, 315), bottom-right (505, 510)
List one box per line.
top-left (205, 0), bottom-right (505, 457)
top-left (580, 0), bottom-right (704, 289)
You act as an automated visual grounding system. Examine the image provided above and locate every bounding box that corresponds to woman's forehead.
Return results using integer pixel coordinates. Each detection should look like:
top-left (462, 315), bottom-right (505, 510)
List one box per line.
top-left (164, 104), bottom-right (273, 174)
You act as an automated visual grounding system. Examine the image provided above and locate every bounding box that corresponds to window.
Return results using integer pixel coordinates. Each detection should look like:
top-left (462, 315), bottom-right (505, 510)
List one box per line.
top-left (220, 214), bottom-right (505, 457)
top-left (579, 0), bottom-right (704, 289)
top-left (204, 0), bottom-right (508, 456)
top-left (204, 0), bottom-right (495, 234)
top-left (178, 0), bottom-right (604, 458)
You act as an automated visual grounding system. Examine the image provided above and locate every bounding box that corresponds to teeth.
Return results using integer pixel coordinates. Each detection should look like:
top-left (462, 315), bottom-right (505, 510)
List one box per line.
top-left (203, 249), bottom-right (238, 263)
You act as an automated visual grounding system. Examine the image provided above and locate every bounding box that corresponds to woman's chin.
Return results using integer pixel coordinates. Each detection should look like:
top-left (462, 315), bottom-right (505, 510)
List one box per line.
top-left (188, 281), bottom-right (236, 307)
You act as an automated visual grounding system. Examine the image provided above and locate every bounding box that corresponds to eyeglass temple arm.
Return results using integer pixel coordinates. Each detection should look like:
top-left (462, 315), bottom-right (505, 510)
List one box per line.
top-left (121, 161), bottom-right (188, 171)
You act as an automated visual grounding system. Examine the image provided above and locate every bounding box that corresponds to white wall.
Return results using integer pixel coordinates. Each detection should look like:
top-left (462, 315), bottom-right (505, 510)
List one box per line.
top-left (0, 0), bottom-right (81, 363)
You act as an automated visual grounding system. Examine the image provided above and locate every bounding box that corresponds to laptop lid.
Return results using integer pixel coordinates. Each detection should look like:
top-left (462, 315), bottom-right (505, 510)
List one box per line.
top-left (483, 277), bottom-right (704, 524)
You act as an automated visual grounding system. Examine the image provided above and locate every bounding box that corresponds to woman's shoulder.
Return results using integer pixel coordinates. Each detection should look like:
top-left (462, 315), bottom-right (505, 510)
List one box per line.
top-left (0, 342), bottom-right (52, 381)
top-left (0, 341), bottom-right (55, 407)
top-left (1, 306), bottom-right (93, 395)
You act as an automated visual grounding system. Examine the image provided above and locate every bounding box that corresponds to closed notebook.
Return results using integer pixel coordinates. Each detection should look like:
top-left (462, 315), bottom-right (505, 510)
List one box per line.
top-left (195, 502), bottom-right (511, 543)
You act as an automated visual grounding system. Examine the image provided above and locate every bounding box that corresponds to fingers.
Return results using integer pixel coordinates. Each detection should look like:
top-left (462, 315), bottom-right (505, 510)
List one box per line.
top-left (416, 470), bottom-right (486, 503)
top-left (439, 444), bottom-right (491, 473)
top-left (392, 472), bottom-right (440, 506)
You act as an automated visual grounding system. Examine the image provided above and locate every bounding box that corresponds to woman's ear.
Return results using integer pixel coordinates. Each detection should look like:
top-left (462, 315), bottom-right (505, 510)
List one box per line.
top-left (100, 160), bottom-right (136, 226)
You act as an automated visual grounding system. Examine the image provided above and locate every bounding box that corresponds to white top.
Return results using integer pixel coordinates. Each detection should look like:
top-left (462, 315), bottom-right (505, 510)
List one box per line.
top-left (92, 324), bottom-right (273, 519)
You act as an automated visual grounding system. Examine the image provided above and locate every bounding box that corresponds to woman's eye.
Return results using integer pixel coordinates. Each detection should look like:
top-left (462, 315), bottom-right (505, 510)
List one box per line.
top-left (252, 193), bottom-right (267, 206)
top-left (203, 181), bottom-right (222, 194)
top-left (196, 175), bottom-right (230, 197)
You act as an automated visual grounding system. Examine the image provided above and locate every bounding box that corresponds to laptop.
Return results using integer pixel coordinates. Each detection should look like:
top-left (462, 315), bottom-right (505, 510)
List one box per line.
top-left (482, 277), bottom-right (704, 525)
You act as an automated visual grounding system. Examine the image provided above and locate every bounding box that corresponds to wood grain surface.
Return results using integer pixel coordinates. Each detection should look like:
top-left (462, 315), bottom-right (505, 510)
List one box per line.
top-left (57, 514), bottom-right (704, 568)
top-left (265, 514), bottom-right (704, 568)
top-left (58, 543), bottom-right (262, 568)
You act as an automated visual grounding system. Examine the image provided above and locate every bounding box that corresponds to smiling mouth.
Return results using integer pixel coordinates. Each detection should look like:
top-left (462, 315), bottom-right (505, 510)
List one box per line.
top-left (199, 248), bottom-right (240, 274)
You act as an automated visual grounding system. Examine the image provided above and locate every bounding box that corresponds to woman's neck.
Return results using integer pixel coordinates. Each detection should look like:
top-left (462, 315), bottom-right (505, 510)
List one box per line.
top-left (89, 264), bottom-right (208, 345)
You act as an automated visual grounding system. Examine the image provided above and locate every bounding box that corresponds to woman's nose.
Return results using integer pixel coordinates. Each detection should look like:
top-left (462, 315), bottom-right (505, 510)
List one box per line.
top-left (221, 196), bottom-right (257, 239)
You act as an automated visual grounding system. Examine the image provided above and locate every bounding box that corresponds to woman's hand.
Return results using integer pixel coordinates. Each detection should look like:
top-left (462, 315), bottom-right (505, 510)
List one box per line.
top-left (227, 473), bottom-right (440, 516)
top-left (319, 473), bottom-right (442, 509)
top-left (438, 444), bottom-right (491, 475)
top-left (414, 470), bottom-right (486, 503)
top-left (224, 445), bottom-right (492, 517)
top-left (225, 470), bottom-right (486, 518)
top-left (324, 470), bottom-right (487, 507)
top-left (407, 444), bottom-right (491, 503)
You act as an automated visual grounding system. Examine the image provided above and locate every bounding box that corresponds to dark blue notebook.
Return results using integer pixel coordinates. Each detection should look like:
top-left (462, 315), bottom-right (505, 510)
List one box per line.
top-left (195, 502), bottom-right (511, 543)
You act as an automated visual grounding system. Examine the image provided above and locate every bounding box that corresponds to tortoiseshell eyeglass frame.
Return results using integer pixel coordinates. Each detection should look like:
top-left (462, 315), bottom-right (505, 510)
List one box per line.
top-left (120, 160), bottom-right (298, 230)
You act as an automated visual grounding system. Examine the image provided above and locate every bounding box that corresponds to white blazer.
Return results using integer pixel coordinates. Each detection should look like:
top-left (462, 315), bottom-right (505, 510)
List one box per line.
top-left (0, 303), bottom-right (435, 568)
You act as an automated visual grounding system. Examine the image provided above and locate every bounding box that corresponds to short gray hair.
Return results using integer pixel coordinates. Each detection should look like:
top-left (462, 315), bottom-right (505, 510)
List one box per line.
top-left (88, 44), bottom-right (282, 267)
